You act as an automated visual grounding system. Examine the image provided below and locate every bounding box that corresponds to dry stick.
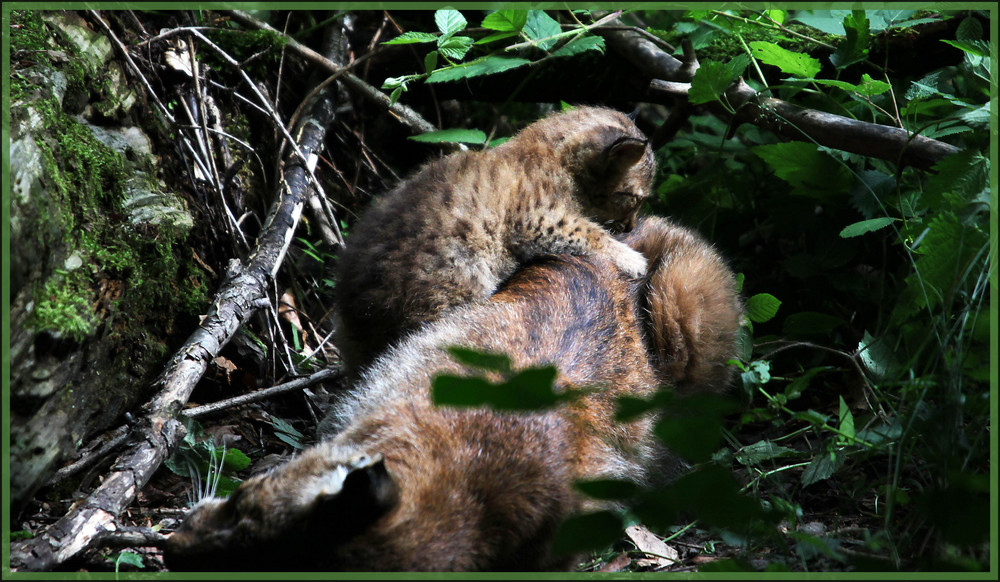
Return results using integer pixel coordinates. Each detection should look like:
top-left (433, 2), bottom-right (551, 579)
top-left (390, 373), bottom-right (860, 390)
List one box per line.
top-left (9, 47), bottom-right (343, 579)
top-left (598, 25), bottom-right (960, 170)
top-left (181, 367), bottom-right (341, 419)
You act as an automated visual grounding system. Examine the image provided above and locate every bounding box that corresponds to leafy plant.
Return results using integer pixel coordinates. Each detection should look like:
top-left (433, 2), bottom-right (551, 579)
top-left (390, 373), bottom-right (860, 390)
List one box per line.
top-left (165, 417), bottom-right (252, 501)
top-left (381, 9), bottom-right (611, 104)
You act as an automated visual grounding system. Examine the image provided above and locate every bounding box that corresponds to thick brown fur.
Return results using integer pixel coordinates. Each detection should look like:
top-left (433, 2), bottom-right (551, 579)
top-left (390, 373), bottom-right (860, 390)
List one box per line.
top-left (334, 106), bottom-right (656, 374)
top-left (164, 217), bottom-right (742, 572)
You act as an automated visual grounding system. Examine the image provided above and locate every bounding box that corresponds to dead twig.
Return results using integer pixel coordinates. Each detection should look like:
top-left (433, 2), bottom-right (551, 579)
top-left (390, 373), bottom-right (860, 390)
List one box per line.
top-left (181, 367), bottom-right (341, 419)
top-left (224, 9), bottom-right (454, 146)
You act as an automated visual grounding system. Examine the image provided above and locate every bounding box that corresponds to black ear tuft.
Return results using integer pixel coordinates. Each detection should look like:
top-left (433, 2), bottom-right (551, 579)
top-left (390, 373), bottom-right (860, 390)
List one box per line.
top-left (626, 106), bottom-right (641, 121)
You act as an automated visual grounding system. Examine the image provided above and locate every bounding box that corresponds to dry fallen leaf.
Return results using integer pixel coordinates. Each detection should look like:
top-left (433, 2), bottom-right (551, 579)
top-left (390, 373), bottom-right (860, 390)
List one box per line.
top-left (625, 524), bottom-right (680, 569)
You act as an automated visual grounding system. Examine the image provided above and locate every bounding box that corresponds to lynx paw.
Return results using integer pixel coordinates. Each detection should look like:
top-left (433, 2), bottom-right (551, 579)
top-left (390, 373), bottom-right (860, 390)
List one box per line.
top-left (611, 242), bottom-right (648, 278)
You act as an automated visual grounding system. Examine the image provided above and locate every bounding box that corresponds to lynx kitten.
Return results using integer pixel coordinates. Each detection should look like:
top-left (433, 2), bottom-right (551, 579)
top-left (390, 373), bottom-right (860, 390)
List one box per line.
top-left (334, 106), bottom-right (656, 372)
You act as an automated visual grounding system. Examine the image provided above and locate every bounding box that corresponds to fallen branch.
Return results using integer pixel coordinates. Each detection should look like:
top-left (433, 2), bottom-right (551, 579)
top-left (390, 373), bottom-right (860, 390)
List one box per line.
top-left (9, 23), bottom-right (344, 573)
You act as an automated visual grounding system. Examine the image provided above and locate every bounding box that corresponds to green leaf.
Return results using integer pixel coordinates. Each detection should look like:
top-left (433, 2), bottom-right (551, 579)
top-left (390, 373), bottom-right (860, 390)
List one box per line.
top-left (839, 217), bottom-right (896, 238)
top-left (212, 474), bottom-right (241, 498)
top-left (797, 77), bottom-right (859, 93)
top-left (745, 293), bottom-right (781, 323)
top-left (523, 10), bottom-right (562, 50)
top-left (426, 55), bottom-right (530, 83)
top-left (475, 31), bottom-right (519, 45)
top-left (792, 10), bottom-right (852, 35)
top-left (423, 51), bottom-right (438, 73)
top-left (271, 416), bottom-right (303, 438)
top-left (482, 9), bottom-right (527, 32)
top-left (435, 9), bottom-right (467, 37)
top-left (838, 396), bottom-right (856, 441)
top-left (275, 430), bottom-right (305, 450)
top-left (408, 128), bottom-right (488, 145)
top-left (892, 212), bottom-right (988, 324)
top-left (831, 10), bottom-right (869, 69)
top-left (432, 365), bottom-right (562, 411)
top-left (956, 16), bottom-right (984, 41)
top-left (550, 35), bottom-right (605, 58)
top-left (445, 345), bottom-right (511, 371)
top-left (653, 393), bottom-right (737, 463)
top-left (801, 450), bottom-right (844, 487)
top-left (856, 73), bottom-right (890, 96)
top-left (219, 448), bottom-right (251, 472)
top-left (940, 39), bottom-right (991, 57)
top-left (112, 551), bottom-right (145, 571)
top-left (924, 149), bottom-right (989, 211)
top-left (748, 41), bottom-right (821, 78)
top-left (383, 31), bottom-right (439, 45)
top-left (857, 330), bottom-right (895, 379)
top-left (437, 35), bottom-right (473, 61)
top-left (551, 510), bottom-right (623, 556)
top-left (793, 409), bottom-right (829, 427)
top-left (642, 465), bottom-right (770, 531)
top-left (752, 142), bottom-right (852, 199)
top-left (735, 440), bottom-right (799, 465)
top-left (431, 374), bottom-right (494, 407)
top-left (688, 55), bottom-right (749, 105)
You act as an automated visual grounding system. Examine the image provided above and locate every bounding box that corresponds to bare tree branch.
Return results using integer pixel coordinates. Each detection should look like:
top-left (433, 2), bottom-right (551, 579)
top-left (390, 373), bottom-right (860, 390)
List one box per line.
top-left (599, 23), bottom-right (961, 170)
top-left (647, 77), bottom-right (960, 170)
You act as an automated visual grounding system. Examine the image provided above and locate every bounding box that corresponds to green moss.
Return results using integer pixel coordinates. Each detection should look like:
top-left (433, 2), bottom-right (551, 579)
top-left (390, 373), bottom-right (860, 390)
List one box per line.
top-left (15, 11), bottom-right (210, 346)
top-left (33, 269), bottom-right (98, 342)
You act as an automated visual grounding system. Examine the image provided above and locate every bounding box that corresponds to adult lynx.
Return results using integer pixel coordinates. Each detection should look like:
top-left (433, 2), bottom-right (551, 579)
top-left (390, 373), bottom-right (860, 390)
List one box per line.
top-left (165, 217), bottom-right (743, 571)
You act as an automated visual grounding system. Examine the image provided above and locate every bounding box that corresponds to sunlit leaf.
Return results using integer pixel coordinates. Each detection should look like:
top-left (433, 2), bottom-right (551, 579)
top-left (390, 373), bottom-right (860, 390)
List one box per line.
top-left (437, 35), bottom-right (473, 61)
top-left (522, 10), bottom-right (561, 50)
top-left (831, 10), bottom-right (869, 69)
top-left (482, 9), bottom-right (527, 32)
top-left (839, 217), bottom-right (896, 238)
top-left (426, 55), bottom-right (530, 83)
top-left (745, 293), bottom-right (781, 323)
top-left (749, 41), bottom-right (821, 78)
top-left (408, 128), bottom-right (488, 145)
top-left (688, 55), bottom-right (749, 105)
top-left (383, 31), bottom-right (438, 45)
top-left (435, 9), bottom-right (467, 37)
top-left (550, 35), bottom-right (605, 58)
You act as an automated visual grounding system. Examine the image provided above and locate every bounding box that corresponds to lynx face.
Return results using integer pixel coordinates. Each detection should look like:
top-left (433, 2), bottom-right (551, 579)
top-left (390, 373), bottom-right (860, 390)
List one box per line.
top-left (334, 106), bottom-right (657, 373)
top-left (165, 217), bottom-right (742, 572)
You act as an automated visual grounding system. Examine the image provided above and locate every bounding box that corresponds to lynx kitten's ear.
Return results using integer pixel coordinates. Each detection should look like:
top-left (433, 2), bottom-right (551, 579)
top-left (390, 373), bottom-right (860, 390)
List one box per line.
top-left (601, 136), bottom-right (648, 177)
